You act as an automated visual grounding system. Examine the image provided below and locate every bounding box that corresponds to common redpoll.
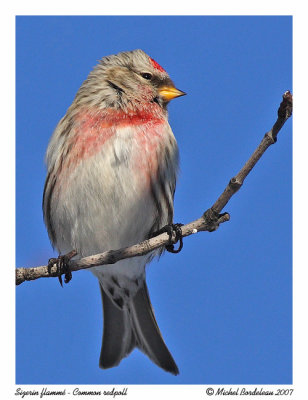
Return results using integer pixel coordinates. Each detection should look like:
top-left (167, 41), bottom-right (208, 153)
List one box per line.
top-left (43, 49), bottom-right (185, 375)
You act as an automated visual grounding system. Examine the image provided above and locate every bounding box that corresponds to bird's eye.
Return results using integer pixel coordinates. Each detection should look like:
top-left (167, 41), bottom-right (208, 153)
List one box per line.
top-left (141, 72), bottom-right (153, 80)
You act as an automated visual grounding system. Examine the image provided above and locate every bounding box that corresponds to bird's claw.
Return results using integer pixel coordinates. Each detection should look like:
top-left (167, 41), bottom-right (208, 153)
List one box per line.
top-left (47, 250), bottom-right (77, 286)
top-left (151, 223), bottom-right (184, 254)
top-left (165, 223), bottom-right (184, 253)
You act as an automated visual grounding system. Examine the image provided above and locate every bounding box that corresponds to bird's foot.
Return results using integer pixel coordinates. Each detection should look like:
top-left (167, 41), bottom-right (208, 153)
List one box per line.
top-left (47, 250), bottom-right (77, 286)
top-left (151, 223), bottom-right (184, 253)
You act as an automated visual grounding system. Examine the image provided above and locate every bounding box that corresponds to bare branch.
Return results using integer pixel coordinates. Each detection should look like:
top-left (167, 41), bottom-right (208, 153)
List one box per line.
top-left (16, 91), bottom-right (292, 286)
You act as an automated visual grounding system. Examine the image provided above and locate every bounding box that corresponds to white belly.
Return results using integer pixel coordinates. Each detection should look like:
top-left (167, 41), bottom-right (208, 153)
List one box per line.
top-left (48, 123), bottom-right (178, 285)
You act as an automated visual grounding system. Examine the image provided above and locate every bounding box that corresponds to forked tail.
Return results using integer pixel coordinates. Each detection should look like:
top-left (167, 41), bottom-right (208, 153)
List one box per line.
top-left (99, 280), bottom-right (179, 375)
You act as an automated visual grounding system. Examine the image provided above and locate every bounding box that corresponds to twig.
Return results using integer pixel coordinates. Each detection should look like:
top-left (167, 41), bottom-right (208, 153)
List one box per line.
top-left (16, 91), bottom-right (292, 286)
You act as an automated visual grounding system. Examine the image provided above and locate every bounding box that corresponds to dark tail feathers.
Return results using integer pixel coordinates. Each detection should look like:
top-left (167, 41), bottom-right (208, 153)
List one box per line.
top-left (99, 281), bottom-right (179, 375)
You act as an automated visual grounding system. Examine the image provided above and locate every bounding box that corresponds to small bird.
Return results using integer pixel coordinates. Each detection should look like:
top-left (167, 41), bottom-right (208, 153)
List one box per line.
top-left (43, 49), bottom-right (185, 375)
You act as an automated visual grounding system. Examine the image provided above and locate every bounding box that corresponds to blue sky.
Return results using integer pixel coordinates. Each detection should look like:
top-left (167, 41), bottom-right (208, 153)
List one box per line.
top-left (16, 16), bottom-right (292, 384)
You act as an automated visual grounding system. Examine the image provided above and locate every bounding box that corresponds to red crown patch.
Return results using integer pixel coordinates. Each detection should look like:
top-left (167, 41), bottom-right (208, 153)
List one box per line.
top-left (149, 57), bottom-right (166, 73)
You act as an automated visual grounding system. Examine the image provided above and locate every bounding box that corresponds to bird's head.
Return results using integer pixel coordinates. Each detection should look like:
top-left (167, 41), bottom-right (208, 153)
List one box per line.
top-left (75, 49), bottom-right (186, 112)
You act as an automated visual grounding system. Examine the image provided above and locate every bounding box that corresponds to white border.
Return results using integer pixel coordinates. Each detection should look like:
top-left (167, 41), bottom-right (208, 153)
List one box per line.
top-left (3, 1), bottom-right (307, 399)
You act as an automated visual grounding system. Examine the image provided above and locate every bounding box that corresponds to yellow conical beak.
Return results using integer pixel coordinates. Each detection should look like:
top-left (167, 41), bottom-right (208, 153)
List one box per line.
top-left (159, 86), bottom-right (186, 101)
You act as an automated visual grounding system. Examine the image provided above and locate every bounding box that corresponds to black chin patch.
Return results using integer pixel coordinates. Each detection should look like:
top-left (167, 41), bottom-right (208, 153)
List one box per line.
top-left (152, 96), bottom-right (167, 109)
